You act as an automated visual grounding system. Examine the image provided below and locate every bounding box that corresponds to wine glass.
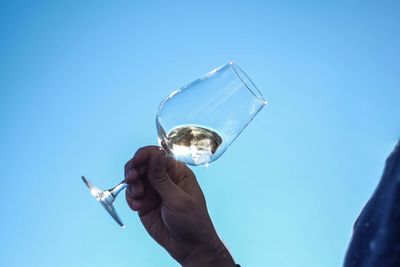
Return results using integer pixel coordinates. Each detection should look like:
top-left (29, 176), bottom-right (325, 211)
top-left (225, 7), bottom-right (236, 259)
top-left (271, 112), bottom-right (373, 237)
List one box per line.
top-left (82, 61), bottom-right (267, 227)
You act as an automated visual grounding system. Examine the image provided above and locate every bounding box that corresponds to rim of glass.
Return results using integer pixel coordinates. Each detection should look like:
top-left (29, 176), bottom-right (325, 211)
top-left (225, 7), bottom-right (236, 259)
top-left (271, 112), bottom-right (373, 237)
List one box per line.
top-left (229, 61), bottom-right (266, 105)
top-left (157, 62), bottom-right (267, 121)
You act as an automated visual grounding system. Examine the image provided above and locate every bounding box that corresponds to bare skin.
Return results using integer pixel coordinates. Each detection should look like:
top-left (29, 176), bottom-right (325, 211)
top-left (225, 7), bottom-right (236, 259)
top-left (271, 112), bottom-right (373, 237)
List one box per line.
top-left (124, 146), bottom-right (235, 267)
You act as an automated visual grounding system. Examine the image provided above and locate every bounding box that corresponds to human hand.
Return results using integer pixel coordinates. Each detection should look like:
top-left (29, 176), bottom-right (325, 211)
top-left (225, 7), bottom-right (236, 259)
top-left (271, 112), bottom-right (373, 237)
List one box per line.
top-left (124, 146), bottom-right (235, 267)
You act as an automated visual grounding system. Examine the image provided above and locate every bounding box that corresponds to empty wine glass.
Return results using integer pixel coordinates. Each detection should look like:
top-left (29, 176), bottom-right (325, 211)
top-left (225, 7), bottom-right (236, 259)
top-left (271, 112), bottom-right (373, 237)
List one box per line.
top-left (82, 61), bottom-right (266, 227)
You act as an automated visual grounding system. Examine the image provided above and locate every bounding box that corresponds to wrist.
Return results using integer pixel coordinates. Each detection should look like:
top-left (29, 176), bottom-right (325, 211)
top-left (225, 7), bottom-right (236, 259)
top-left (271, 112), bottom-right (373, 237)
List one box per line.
top-left (182, 237), bottom-right (235, 267)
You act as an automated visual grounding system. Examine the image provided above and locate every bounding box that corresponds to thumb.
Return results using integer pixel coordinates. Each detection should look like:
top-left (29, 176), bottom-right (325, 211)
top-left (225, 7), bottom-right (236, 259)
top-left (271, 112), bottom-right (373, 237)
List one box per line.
top-left (147, 149), bottom-right (186, 205)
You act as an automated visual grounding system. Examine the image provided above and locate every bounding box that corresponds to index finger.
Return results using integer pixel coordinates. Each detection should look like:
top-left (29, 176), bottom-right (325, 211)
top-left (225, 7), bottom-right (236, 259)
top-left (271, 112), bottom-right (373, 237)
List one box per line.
top-left (132, 146), bottom-right (165, 168)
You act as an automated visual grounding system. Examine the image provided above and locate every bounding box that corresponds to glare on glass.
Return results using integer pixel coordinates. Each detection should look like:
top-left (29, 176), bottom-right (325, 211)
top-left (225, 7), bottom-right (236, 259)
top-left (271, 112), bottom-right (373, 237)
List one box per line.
top-left (82, 62), bottom-right (267, 227)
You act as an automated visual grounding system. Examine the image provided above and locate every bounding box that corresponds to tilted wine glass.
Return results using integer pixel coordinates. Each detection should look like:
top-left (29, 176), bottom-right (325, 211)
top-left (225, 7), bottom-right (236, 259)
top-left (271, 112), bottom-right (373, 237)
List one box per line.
top-left (82, 62), bottom-right (267, 227)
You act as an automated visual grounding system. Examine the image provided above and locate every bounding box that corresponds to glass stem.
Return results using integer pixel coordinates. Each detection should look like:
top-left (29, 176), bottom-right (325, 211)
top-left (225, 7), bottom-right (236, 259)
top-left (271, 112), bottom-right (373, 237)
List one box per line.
top-left (110, 181), bottom-right (128, 199)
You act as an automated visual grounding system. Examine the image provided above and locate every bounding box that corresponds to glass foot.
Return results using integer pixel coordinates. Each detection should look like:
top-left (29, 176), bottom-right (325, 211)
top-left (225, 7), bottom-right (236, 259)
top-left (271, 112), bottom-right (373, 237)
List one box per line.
top-left (81, 176), bottom-right (127, 228)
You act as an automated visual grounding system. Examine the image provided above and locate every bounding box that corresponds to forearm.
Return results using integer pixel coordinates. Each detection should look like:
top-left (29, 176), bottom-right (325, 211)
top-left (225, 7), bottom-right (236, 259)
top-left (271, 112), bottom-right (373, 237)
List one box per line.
top-left (182, 237), bottom-right (236, 267)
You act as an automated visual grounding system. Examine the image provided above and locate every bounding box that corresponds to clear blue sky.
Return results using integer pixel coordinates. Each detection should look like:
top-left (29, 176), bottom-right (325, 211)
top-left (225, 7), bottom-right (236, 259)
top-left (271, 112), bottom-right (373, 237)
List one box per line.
top-left (1, 1), bottom-right (399, 266)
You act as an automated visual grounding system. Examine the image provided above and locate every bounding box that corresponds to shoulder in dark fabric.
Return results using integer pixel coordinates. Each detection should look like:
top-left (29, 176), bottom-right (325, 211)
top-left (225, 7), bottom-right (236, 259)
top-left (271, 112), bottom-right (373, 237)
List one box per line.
top-left (344, 140), bottom-right (400, 267)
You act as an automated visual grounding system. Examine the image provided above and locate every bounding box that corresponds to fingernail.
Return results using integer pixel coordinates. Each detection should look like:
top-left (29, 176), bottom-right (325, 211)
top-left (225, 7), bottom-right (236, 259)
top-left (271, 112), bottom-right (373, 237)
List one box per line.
top-left (126, 186), bottom-right (133, 196)
top-left (159, 148), bottom-right (166, 157)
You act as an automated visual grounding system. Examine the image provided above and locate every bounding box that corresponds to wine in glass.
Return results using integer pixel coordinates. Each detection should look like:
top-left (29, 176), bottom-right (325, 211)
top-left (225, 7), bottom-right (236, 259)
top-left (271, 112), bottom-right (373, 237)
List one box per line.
top-left (82, 62), bottom-right (266, 227)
